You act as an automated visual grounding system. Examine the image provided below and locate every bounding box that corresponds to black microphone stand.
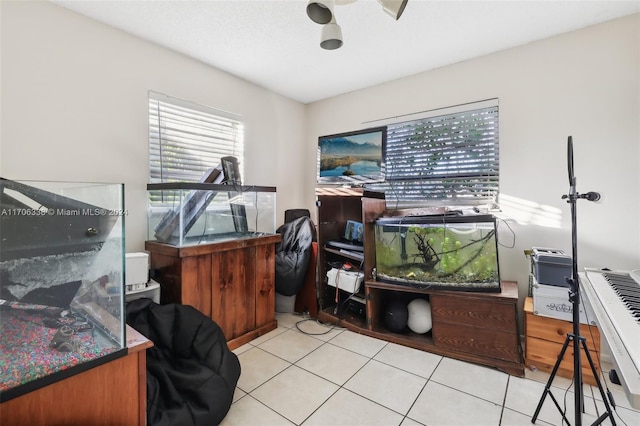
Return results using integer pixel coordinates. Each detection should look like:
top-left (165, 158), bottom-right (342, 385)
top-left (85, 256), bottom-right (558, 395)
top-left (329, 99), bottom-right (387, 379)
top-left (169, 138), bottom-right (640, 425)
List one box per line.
top-left (531, 137), bottom-right (615, 426)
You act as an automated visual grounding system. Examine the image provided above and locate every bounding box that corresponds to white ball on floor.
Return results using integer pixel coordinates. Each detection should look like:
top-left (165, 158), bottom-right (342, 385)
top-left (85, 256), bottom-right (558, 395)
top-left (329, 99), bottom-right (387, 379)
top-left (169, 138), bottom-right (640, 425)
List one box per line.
top-left (407, 298), bottom-right (432, 334)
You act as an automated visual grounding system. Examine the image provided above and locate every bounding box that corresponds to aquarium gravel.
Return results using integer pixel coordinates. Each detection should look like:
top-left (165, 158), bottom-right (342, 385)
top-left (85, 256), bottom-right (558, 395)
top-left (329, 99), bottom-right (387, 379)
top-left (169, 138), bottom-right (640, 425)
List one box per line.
top-left (0, 310), bottom-right (118, 392)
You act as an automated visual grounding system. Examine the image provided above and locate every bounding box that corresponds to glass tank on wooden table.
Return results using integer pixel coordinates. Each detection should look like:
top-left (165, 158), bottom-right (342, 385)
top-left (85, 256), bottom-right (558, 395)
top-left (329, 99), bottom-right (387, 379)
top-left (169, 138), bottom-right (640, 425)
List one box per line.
top-left (0, 178), bottom-right (127, 402)
top-left (147, 182), bottom-right (277, 247)
top-left (374, 214), bottom-right (501, 292)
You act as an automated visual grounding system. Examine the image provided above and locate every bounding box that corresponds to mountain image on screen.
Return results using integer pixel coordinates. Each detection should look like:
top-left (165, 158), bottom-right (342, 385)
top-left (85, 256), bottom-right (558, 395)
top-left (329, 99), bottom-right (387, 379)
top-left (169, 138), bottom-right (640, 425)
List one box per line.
top-left (321, 138), bottom-right (380, 156)
top-left (319, 137), bottom-right (382, 178)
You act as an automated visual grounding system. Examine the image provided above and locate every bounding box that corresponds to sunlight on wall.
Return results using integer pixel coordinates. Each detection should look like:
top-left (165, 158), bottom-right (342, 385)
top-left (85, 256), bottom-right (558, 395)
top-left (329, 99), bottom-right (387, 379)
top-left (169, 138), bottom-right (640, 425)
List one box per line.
top-left (495, 193), bottom-right (563, 228)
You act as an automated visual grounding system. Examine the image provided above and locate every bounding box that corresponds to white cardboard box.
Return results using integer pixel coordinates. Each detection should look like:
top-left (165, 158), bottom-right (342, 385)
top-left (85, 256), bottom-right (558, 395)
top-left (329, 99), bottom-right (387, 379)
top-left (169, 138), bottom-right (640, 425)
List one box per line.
top-left (126, 252), bottom-right (149, 286)
top-left (326, 268), bottom-right (363, 294)
top-left (532, 277), bottom-right (597, 325)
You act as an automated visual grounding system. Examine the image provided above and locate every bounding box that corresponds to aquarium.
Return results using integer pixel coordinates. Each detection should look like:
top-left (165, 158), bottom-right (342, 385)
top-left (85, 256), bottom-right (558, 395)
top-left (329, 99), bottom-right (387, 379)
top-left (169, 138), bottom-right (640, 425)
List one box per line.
top-left (0, 178), bottom-right (127, 402)
top-left (374, 214), bottom-right (501, 292)
top-left (147, 183), bottom-right (277, 247)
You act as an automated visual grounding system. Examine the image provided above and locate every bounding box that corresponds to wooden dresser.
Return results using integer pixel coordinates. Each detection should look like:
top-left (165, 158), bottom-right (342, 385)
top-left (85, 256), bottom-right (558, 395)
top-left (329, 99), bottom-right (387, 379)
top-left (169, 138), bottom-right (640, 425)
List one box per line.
top-left (146, 234), bottom-right (281, 350)
top-left (524, 297), bottom-right (601, 385)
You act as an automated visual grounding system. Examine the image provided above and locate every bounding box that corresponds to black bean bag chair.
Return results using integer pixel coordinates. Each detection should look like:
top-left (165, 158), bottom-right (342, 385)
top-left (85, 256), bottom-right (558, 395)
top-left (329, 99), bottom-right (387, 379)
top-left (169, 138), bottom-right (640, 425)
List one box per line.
top-left (126, 298), bottom-right (241, 426)
top-left (274, 216), bottom-right (315, 297)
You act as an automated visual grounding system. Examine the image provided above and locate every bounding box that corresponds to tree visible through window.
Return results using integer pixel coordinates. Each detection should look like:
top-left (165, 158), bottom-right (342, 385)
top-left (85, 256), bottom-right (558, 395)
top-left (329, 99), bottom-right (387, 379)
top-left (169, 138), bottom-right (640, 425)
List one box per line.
top-left (368, 100), bottom-right (499, 207)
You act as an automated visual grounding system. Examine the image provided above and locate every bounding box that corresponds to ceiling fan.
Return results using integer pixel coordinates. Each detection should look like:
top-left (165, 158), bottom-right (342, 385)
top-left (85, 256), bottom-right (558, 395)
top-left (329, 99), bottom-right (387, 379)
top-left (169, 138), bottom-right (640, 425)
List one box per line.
top-left (306, 0), bottom-right (409, 50)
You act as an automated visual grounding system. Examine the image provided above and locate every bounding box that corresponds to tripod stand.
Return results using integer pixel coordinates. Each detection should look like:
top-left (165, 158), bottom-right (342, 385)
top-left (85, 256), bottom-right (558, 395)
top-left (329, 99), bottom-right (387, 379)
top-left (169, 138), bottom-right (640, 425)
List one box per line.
top-left (531, 137), bottom-right (615, 426)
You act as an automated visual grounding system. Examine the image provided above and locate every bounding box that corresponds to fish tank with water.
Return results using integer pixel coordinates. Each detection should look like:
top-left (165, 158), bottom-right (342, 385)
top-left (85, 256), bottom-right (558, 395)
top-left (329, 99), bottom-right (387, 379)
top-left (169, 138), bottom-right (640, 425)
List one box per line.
top-left (0, 178), bottom-right (127, 402)
top-left (374, 214), bottom-right (501, 292)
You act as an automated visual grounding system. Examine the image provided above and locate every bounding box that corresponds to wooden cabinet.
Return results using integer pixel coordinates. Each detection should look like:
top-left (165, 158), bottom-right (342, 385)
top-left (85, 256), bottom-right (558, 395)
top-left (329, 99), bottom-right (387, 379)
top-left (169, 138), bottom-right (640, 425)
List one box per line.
top-left (315, 188), bottom-right (386, 312)
top-left (431, 287), bottom-right (521, 363)
top-left (145, 234), bottom-right (281, 350)
top-left (524, 297), bottom-right (601, 385)
top-left (1, 326), bottom-right (152, 426)
top-left (315, 188), bottom-right (524, 377)
top-left (362, 280), bottom-right (523, 376)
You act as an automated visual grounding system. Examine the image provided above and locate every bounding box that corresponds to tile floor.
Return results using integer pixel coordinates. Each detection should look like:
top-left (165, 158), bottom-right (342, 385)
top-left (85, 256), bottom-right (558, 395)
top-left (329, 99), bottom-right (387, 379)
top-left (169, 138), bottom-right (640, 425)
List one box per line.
top-left (221, 312), bottom-right (640, 426)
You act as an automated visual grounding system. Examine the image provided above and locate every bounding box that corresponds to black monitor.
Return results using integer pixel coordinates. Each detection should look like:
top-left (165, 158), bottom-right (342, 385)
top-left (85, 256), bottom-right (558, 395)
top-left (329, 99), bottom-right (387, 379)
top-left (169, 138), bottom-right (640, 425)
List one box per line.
top-left (317, 126), bottom-right (387, 185)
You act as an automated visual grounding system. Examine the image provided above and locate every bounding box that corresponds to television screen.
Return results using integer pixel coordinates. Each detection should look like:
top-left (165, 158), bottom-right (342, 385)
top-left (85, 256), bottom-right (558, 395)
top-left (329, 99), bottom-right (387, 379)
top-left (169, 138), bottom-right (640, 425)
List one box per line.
top-left (317, 126), bottom-right (386, 185)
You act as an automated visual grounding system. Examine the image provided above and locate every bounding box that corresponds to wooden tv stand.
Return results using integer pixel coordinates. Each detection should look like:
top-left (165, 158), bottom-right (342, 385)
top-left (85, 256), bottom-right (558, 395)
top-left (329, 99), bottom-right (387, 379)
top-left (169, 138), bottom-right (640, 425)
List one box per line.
top-left (318, 280), bottom-right (523, 377)
top-left (315, 188), bottom-right (523, 377)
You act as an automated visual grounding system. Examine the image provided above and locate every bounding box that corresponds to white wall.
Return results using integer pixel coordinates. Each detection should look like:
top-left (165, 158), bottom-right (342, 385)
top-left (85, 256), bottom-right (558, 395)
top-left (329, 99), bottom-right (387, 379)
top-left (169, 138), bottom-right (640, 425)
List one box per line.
top-left (305, 14), bottom-right (640, 308)
top-left (0, 1), bottom-right (307, 251)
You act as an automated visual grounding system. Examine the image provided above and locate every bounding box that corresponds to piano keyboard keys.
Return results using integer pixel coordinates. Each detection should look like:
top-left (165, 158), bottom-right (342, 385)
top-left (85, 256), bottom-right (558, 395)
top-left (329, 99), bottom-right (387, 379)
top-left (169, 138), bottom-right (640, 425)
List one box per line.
top-left (604, 271), bottom-right (640, 322)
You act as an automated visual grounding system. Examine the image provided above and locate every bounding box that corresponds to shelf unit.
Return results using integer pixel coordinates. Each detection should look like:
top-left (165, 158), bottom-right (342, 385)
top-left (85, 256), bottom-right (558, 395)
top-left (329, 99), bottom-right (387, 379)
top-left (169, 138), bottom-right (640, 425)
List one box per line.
top-left (315, 187), bottom-right (386, 314)
top-left (315, 188), bottom-right (524, 377)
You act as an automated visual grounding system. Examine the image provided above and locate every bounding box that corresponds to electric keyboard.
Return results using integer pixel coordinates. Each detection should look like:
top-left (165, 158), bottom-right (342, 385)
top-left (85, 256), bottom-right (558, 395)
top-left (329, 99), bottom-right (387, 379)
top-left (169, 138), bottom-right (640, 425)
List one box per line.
top-left (579, 268), bottom-right (640, 409)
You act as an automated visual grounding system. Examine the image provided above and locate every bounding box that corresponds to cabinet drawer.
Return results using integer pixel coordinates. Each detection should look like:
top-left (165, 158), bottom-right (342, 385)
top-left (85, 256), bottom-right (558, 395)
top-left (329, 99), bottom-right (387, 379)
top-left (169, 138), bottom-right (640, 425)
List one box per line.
top-left (431, 294), bottom-right (517, 333)
top-left (525, 336), bottom-right (600, 385)
top-left (434, 322), bottom-right (521, 362)
top-left (525, 312), bottom-right (600, 351)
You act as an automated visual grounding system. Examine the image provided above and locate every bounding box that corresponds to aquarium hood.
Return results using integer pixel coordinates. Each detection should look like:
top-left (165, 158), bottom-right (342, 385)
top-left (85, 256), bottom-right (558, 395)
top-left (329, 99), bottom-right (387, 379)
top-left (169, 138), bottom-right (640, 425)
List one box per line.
top-left (0, 178), bottom-right (119, 261)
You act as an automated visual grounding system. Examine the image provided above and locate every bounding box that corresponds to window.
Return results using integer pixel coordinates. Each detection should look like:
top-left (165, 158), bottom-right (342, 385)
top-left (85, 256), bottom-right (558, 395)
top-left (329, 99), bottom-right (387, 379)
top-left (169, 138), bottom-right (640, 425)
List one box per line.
top-left (368, 99), bottom-right (499, 208)
top-left (148, 91), bottom-right (244, 184)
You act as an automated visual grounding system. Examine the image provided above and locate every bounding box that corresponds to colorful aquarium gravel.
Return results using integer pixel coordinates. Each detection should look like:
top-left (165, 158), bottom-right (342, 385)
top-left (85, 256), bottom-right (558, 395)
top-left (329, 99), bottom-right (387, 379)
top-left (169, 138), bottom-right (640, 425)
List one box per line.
top-left (0, 310), bottom-right (119, 392)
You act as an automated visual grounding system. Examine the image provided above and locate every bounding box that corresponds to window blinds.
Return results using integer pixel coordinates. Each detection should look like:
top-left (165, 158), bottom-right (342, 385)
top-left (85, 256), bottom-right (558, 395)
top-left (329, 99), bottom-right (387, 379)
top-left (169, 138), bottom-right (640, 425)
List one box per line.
top-left (148, 92), bottom-right (244, 184)
top-left (368, 104), bottom-right (499, 207)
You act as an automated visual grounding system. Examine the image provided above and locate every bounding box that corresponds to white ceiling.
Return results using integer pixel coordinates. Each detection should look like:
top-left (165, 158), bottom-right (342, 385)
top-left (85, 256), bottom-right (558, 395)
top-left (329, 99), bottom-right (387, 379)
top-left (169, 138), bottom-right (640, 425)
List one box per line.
top-left (52, 0), bottom-right (640, 104)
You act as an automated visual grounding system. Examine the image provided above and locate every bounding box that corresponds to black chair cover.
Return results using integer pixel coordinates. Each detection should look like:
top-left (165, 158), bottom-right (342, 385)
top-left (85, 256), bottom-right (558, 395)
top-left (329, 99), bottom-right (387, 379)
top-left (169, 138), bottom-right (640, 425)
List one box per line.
top-left (274, 216), bottom-right (315, 296)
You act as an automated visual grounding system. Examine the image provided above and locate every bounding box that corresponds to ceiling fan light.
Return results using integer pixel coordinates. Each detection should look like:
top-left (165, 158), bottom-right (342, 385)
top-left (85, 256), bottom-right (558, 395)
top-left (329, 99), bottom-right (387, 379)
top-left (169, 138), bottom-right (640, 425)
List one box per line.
top-left (377, 0), bottom-right (408, 20)
top-left (320, 20), bottom-right (343, 50)
top-left (307, 0), bottom-right (335, 25)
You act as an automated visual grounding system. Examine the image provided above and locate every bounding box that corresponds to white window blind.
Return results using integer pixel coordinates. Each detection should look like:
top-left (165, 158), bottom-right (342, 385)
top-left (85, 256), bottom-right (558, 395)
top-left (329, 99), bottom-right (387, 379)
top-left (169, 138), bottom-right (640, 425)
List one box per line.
top-left (368, 101), bottom-right (499, 207)
top-left (149, 92), bottom-right (244, 184)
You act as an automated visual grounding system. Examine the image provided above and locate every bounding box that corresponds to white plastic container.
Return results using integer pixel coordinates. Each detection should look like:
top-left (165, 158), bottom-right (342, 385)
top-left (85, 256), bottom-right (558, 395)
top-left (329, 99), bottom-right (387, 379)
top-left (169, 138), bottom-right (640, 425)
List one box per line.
top-left (125, 252), bottom-right (149, 287)
top-left (532, 277), bottom-right (596, 325)
top-left (326, 268), bottom-right (363, 294)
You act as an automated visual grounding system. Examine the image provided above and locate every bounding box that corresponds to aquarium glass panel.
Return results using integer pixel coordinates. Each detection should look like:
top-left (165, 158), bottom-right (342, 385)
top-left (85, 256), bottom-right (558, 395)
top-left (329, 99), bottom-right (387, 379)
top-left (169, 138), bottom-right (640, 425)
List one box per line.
top-left (0, 178), bottom-right (127, 401)
top-left (147, 183), bottom-right (277, 247)
top-left (375, 215), bottom-right (500, 292)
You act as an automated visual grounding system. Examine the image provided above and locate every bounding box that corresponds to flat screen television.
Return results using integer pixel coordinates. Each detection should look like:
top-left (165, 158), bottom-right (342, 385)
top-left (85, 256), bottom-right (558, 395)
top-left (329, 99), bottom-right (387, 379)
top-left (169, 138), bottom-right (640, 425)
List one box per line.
top-left (317, 126), bottom-right (387, 185)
